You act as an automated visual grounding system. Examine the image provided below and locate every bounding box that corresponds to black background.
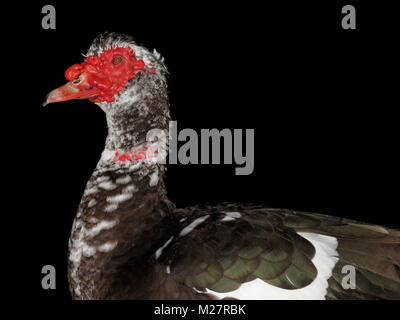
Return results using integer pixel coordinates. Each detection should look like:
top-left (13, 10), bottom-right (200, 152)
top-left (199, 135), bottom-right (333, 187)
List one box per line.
top-left (8, 0), bottom-right (399, 312)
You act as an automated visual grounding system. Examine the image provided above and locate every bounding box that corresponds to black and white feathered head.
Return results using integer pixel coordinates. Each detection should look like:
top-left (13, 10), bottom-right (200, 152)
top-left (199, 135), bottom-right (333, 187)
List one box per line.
top-left (44, 32), bottom-right (171, 151)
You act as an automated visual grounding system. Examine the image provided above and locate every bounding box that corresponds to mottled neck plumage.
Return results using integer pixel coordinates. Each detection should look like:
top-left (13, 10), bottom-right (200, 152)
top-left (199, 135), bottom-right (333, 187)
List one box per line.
top-left (101, 68), bottom-right (170, 151)
top-left (68, 33), bottom-right (175, 299)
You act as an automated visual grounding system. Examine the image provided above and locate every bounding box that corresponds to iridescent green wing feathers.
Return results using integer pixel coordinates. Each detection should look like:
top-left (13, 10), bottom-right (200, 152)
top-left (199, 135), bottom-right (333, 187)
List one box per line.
top-left (161, 205), bottom-right (400, 299)
top-left (163, 206), bottom-right (319, 294)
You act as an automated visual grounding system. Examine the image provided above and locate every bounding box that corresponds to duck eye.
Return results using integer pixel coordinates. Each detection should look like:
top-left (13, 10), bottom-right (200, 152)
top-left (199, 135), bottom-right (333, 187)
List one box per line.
top-left (112, 55), bottom-right (124, 65)
top-left (72, 74), bottom-right (83, 84)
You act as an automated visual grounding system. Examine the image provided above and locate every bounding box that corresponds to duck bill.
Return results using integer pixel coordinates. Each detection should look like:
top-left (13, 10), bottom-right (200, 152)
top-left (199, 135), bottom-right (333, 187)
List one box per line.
top-left (43, 77), bottom-right (100, 106)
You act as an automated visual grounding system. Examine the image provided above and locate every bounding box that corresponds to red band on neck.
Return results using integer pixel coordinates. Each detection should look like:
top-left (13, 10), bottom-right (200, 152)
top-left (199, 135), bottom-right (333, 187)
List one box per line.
top-left (113, 145), bottom-right (158, 163)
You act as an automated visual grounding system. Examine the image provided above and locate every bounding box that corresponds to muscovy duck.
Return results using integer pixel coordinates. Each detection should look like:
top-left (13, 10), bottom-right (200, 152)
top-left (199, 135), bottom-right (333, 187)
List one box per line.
top-left (43, 32), bottom-right (400, 300)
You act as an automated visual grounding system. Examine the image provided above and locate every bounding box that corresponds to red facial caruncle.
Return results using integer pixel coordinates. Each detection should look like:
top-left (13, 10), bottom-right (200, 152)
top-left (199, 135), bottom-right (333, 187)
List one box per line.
top-left (43, 46), bottom-right (155, 106)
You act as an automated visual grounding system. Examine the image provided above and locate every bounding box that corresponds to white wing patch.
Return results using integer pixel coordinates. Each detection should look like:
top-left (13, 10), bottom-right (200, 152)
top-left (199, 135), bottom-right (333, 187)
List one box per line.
top-left (221, 211), bottom-right (242, 222)
top-left (179, 215), bottom-right (210, 237)
top-left (203, 232), bottom-right (339, 300)
top-left (155, 236), bottom-right (174, 260)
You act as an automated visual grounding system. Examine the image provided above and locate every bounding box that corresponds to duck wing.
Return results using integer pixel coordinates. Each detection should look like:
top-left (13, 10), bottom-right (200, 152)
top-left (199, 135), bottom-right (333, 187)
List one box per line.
top-left (155, 204), bottom-right (400, 300)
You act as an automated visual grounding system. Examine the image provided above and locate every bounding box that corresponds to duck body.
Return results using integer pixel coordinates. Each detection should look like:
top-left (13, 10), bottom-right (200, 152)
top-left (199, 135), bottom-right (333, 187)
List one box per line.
top-left (44, 32), bottom-right (400, 300)
top-left (69, 163), bottom-right (400, 300)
